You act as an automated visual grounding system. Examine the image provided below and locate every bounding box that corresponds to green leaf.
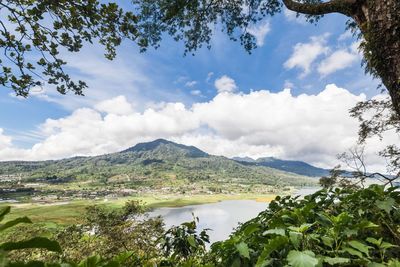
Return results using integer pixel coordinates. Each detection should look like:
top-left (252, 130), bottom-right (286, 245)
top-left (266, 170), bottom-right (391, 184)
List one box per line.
top-left (380, 241), bottom-right (398, 250)
top-left (376, 197), bottom-right (395, 213)
top-left (348, 240), bottom-right (371, 255)
top-left (0, 216), bottom-right (32, 231)
top-left (289, 231), bottom-right (302, 249)
top-left (0, 237), bottom-right (62, 253)
top-left (263, 228), bottom-right (285, 236)
top-left (343, 247), bottom-right (363, 258)
top-left (0, 206), bottom-right (11, 222)
top-left (187, 235), bottom-right (196, 247)
top-left (368, 263), bottom-right (387, 267)
top-left (243, 223), bottom-right (260, 236)
top-left (388, 260), bottom-right (400, 267)
top-left (324, 257), bottom-right (350, 265)
top-left (366, 237), bottom-right (382, 246)
top-left (321, 236), bottom-right (334, 248)
top-left (255, 236), bottom-right (288, 267)
top-left (287, 250), bottom-right (318, 267)
top-left (236, 242), bottom-right (250, 259)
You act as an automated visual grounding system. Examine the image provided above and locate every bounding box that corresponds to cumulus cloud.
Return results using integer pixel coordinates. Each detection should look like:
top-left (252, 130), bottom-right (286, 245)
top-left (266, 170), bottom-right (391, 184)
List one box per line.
top-left (214, 75), bottom-right (238, 93)
top-left (95, 95), bottom-right (134, 115)
top-left (317, 48), bottom-right (359, 76)
top-left (247, 21), bottom-right (271, 47)
top-left (284, 34), bottom-right (330, 77)
top-left (1, 84), bottom-right (396, 172)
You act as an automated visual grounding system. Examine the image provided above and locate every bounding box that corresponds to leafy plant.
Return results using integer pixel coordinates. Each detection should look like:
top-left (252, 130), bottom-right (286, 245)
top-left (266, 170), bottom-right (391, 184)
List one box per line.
top-left (209, 185), bottom-right (400, 266)
top-left (0, 206), bottom-right (61, 266)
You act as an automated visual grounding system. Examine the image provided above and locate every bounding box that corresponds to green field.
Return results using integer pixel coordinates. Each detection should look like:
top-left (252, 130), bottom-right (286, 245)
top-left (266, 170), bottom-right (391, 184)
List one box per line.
top-left (1, 193), bottom-right (279, 225)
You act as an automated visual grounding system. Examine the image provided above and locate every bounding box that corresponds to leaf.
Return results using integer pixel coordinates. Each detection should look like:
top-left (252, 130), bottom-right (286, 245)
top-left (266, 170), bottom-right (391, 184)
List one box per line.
top-left (368, 263), bottom-right (387, 267)
top-left (243, 223), bottom-right (260, 236)
top-left (236, 242), bottom-right (250, 259)
top-left (380, 241), bottom-right (398, 250)
top-left (0, 206), bottom-right (10, 222)
top-left (0, 237), bottom-right (62, 253)
top-left (366, 237), bottom-right (382, 246)
top-left (324, 257), bottom-right (350, 265)
top-left (289, 231), bottom-right (302, 249)
top-left (348, 240), bottom-right (371, 255)
top-left (0, 216), bottom-right (32, 231)
top-left (343, 247), bottom-right (363, 258)
top-left (187, 235), bottom-right (196, 247)
top-left (298, 223), bottom-right (313, 233)
top-left (287, 250), bottom-right (318, 267)
top-left (255, 236), bottom-right (288, 267)
top-left (321, 236), bottom-right (334, 248)
top-left (263, 228), bottom-right (285, 236)
top-left (376, 197), bottom-right (395, 213)
top-left (388, 260), bottom-right (400, 267)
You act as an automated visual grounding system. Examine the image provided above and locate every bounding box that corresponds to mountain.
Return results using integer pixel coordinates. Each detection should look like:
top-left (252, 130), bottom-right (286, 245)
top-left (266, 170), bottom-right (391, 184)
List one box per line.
top-left (0, 139), bottom-right (316, 188)
top-left (233, 156), bottom-right (329, 177)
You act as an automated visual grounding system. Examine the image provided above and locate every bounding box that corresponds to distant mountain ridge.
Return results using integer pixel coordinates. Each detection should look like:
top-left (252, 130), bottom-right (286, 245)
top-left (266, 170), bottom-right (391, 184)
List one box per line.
top-left (233, 156), bottom-right (329, 177)
top-left (122, 139), bottom-right (208, 158)
top-left (0, 139), bottom-right (316, 187)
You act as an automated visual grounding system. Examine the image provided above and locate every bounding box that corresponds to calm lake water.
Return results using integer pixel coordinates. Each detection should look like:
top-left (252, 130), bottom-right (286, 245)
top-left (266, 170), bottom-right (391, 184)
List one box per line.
top-left (150, 187), bottom-right (320, 244)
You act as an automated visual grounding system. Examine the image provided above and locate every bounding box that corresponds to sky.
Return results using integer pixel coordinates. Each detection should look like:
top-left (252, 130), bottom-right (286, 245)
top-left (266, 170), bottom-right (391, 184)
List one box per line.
top-left (0, 7), bottom-right (397, 172)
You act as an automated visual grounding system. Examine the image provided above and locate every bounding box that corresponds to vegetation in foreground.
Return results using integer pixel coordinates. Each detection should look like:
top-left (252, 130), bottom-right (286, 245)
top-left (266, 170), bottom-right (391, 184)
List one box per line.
top-left (1, 184), bottom-right (400, 266)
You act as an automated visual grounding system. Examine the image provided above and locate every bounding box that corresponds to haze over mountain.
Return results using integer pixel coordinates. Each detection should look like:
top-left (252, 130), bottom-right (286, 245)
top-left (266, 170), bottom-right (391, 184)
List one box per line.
top-left (0, 139), bottom-right (316, 187)
top-left (232, 157), bottom-right (330, 177)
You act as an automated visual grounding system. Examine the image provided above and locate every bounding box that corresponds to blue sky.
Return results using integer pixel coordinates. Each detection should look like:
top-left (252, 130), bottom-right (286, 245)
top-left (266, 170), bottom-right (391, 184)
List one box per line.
top-left (0, 8), bottom-right (392, 171)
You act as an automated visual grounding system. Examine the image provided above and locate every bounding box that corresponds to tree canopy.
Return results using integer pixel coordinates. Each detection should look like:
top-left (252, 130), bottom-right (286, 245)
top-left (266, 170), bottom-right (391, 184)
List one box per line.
top-left (1, 1), bottom-right (399, 114)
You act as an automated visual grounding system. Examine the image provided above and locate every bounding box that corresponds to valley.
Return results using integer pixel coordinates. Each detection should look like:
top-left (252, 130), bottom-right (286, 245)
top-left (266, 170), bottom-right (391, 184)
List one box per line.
top-left (0, 139), bottom-right (319, 224)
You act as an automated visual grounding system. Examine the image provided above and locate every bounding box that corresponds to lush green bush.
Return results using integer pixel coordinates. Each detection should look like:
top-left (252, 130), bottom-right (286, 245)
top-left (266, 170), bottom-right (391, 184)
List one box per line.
top-left (2, 185), bottom-right (400, 266)
top-left (209, 185), bottom-right (400, 266)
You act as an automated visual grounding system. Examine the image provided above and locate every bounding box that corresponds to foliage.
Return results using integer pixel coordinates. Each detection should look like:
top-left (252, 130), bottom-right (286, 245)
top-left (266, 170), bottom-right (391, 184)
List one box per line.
top-left (0, 206), bottom-right (61, 266)
top-left (208, 185), bottom-right (400, 266)
top-left (0, 0), bottom-right (143, 96)
top-left (160, 215), bottom-right (210, 265)
top-left (4, 185), bottom-right (400, 266)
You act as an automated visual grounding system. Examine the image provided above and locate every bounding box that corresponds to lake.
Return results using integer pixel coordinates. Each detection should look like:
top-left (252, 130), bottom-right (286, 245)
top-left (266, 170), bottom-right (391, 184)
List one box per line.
top-left (149, 199), bottom-right (268, 244)
top-left (149, 187), bottom-right (320, 244)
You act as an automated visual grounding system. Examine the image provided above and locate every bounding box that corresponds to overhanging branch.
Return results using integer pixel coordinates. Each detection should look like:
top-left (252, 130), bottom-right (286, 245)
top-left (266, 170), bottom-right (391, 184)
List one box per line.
top-left (282, 0), bottom-right (357, 16)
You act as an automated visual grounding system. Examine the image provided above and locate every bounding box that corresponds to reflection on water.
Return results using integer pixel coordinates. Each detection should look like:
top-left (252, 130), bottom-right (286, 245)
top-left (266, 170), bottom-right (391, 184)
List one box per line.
top-left (149, 187), bottom-right (321, 244)
top-left (149, 200), bottom-right (268, 243)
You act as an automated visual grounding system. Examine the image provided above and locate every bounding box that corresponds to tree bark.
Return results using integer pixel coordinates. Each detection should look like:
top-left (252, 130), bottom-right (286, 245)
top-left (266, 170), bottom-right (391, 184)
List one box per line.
top-left (283, 0), bottom-right (400, 118)
top-left (359, 0), bottom-right (400, 118)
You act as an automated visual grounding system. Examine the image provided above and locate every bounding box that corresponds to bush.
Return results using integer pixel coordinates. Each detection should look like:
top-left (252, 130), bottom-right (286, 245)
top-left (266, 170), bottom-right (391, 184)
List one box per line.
top-left (209, 185), bottom-right (400, 266)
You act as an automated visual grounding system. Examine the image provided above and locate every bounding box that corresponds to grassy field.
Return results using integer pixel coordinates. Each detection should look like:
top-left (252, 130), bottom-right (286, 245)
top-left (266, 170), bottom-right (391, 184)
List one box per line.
top-left (1, 193), bottom-right (279, 225)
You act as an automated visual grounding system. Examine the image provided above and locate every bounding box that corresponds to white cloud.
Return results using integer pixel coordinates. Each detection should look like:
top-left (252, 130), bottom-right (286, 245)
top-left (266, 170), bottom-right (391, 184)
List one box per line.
top-left (185, 80), bottom-right (197, 87)
top-left (214, 75), bottom-right (238, 93)
top-left (1, 84), bottom-right (397, 172)
top-left (318, 49), bottom-right (358, 76)
top-left (95, 96), bottom-right (134, 115)
top-left (284, 34), bottom-right (330, 77)
top-left (338, 31), bottom-right (353, 41)
top-left (247, 21), bottom-right (271, 47)
top-left (191, 90), bottom-right (202, 96)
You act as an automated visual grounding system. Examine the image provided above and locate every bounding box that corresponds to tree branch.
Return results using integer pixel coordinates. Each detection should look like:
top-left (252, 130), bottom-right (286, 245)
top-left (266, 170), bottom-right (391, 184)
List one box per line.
top-left (282, 0), bottom-right (357, 16)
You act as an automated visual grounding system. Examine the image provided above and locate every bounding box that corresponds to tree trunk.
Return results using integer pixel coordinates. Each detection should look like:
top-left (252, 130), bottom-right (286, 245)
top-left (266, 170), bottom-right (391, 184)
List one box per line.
top-left (351, 0), bottom-right (400, 117)
top-left (283, 0), bottom-right (400, 118)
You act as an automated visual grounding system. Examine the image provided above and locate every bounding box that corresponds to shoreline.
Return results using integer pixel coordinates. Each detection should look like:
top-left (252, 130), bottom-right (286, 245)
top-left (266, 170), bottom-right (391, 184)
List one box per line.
top-left (2, 192), bottom-right (283, 225)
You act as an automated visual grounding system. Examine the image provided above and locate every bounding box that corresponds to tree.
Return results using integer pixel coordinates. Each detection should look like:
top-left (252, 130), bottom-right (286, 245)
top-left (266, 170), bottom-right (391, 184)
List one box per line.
top-left (0, 0), bottom-right (143, 97)
top-left (133, 0), bottom-right (400, 117)
top-left (2, 1), bottom-right (399, 119)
